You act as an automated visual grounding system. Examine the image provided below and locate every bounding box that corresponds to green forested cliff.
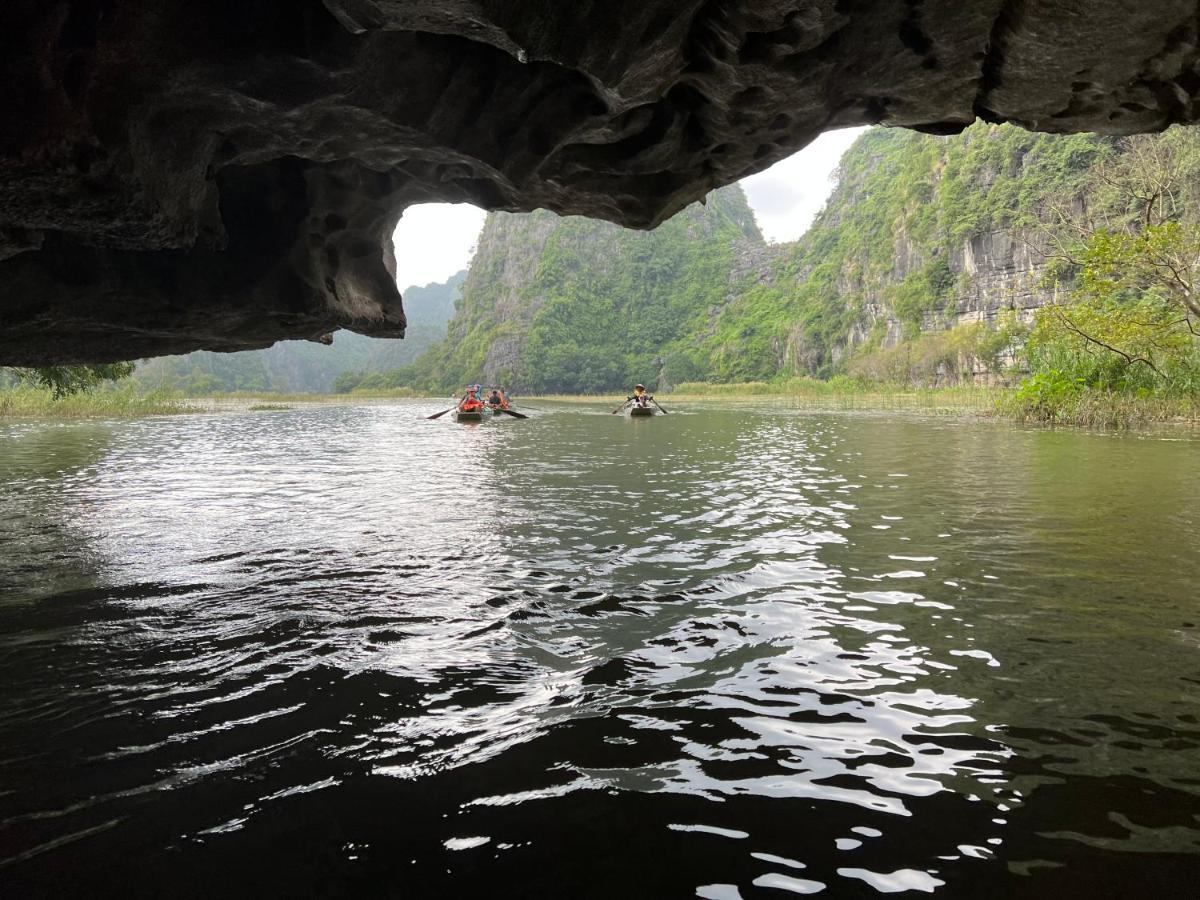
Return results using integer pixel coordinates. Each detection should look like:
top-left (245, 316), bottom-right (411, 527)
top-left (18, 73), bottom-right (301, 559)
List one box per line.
top-left (375, 121), bottom-right (1199, 398)
top-left (388, 186), bottom-right (761, 393)
top-left (702, 124), bottom-right (1114, 382)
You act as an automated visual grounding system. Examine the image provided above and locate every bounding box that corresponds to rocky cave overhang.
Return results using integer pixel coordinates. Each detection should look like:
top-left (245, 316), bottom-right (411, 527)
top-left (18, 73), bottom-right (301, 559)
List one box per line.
top-left (4, 0), bottom-right (1200, 365)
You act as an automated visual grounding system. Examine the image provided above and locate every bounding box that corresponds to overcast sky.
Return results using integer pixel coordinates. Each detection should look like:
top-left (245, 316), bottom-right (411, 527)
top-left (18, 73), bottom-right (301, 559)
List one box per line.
top-left (740, 126), bottom-right (868, 242)
top-left (391, 125), bottom-right (869, 291)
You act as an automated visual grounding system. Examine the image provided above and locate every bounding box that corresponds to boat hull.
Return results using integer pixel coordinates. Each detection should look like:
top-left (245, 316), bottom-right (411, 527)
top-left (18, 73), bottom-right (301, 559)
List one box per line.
top-left (455, 409), bottom-right (485, 422)
top-left (629, 406), bottom-right (655, 417)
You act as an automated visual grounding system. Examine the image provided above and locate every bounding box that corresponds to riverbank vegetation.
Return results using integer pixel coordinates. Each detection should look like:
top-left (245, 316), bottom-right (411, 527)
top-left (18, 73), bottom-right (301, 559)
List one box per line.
top-left (0, 363), bottom-right (190, 417)
top-left (990, 129), bottom-right (1200, 425)
top-left (0, 384), bottom-right (190, 418)
top-left (3, 373), bottom-right (1196, 428)
top-left (666, 379), bottom-right (1198, 426)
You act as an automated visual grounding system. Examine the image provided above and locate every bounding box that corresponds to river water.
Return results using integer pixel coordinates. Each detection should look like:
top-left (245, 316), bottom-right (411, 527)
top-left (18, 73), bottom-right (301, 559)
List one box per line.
top-left (1, 401), bottom-right (1198, 897)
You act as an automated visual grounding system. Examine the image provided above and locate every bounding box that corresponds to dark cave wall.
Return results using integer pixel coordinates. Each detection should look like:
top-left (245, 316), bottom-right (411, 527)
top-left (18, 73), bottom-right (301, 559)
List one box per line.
top-left (3, 0), bottom-right (1200, 364)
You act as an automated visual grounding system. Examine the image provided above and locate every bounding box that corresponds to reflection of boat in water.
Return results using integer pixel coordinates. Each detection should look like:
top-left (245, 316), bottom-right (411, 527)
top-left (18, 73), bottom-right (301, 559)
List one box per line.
top-left (629, 405), bottom-right (655, 417)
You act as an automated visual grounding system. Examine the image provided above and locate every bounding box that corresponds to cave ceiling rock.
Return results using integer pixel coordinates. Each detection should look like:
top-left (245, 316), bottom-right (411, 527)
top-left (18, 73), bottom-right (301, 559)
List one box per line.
top-left (3, 0), bottom-right (1200, 364)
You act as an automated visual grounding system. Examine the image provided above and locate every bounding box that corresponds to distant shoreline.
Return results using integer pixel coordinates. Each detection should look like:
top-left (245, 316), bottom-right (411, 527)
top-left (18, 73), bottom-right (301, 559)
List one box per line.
top-left (3, 383), bottom-right (1198, 431)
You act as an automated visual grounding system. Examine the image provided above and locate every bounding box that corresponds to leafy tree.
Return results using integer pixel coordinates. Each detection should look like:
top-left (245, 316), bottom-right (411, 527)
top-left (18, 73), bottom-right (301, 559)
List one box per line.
top-left (7, 363), bottom-right (135, 398)
top-left (1030, 128), bottom-right (1200, 391)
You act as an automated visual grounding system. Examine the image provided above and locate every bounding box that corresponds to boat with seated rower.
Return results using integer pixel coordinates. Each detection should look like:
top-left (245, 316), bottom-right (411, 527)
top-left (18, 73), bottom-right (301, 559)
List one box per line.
top-left (613, 386), bottom-right (666, 417)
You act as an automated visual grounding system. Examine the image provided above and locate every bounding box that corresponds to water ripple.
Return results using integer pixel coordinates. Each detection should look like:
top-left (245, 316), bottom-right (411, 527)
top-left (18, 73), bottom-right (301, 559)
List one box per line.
top-left (1, 402), bottom-right (1198, 895)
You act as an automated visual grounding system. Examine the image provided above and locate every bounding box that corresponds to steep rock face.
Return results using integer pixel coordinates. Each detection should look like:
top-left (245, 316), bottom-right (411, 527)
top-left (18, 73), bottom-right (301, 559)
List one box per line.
top-left (674, 118), bottom-right (1200, 386)
top-left (952, 229), bottom-right (1054, 318)
top-left (695, 124), bottom-right (1125, 381)
top-left (5, 0), bottom-right (1200, 364)
top-left (409, 186), bottom-right (760, 392)
top-left (846, 226), bottom-right (1054, 348)
top-left (839, 134), bottom-right (1083, 356)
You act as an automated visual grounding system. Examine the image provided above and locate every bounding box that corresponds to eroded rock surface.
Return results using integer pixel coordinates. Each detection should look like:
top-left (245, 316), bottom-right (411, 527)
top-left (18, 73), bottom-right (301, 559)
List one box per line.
top-left (4, 0), bottom-right (1200, 364)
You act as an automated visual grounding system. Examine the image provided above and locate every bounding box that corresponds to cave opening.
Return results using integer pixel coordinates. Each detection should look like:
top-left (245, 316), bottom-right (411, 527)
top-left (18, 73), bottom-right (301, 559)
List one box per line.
top-left (391, 203), bottom-right (486, 294)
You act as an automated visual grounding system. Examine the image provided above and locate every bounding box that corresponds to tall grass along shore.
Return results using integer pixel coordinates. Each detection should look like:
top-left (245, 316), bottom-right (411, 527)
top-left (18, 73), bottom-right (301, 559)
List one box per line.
top-left (0, 385), bottom-right (192, 419)
top-left (667, 378), bottom-right (1200, 428)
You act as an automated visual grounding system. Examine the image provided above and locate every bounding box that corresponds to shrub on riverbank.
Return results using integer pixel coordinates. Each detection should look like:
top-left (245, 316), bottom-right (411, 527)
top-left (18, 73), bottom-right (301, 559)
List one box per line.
top-left (998, 373), bottom-right (1200, 427)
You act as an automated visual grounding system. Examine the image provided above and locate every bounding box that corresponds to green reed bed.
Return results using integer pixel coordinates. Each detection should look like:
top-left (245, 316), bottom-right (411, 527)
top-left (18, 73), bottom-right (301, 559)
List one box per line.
top-left (0, 385), bottom-right (192, 418)
top-left (998, 388), bottom-right (1200, 429)
top-left (670, 378), bottom-right (1200, 428)
top-left (670, 379), bottom-right (1007, 415)
top-left (194, 389), bottom-right (423, 410)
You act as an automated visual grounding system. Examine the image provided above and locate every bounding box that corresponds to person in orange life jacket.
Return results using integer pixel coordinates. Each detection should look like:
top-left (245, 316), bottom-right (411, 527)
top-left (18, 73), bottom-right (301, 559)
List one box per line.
top-left (632, 384), bottom-right (650, 407)
top-left (460, 388), bottom-right (484, 412)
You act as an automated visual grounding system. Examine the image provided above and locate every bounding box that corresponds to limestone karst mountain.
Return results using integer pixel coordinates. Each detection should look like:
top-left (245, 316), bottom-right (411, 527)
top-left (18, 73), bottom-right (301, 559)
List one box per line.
top-left (391, 185), bottom-right (763, 394)
top-left (368, 122), bottom-right (1199, 393)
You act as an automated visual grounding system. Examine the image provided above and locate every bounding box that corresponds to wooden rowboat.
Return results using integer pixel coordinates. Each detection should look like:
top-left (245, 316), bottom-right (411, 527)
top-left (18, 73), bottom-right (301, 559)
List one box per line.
top-left (455, 409), bottom-right (485, 422)
top-left (629, 405), bottom-right (655, 417)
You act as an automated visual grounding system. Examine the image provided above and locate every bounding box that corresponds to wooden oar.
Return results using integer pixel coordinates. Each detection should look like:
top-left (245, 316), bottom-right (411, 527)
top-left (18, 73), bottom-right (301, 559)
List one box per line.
top-left (611, 397), bottom-right (632, 414)
top-left (650, 397), bottom-right (669, 414)
top-left (427, 402), bottom-right (460, 419)
top-left (499, 408), bottom-right (529, 419)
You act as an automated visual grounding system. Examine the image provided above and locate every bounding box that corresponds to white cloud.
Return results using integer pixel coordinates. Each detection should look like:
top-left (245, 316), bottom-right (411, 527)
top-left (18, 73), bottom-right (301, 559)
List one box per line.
top-left (740, 126), bottom-right (869, 243)
top-left (389, 126), bottom-right (869, 288)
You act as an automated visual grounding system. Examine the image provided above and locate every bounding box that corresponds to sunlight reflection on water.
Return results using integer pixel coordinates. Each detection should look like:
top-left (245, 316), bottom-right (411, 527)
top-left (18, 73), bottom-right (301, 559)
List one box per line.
top-left (1, 401), bottom-right (1198, 896)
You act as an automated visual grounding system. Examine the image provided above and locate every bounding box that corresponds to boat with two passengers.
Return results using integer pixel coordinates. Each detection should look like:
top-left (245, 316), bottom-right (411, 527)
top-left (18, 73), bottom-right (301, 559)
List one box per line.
top-left (427, 384), bottom-right (528, 422)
